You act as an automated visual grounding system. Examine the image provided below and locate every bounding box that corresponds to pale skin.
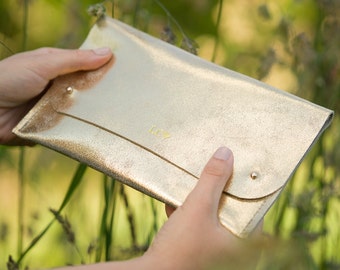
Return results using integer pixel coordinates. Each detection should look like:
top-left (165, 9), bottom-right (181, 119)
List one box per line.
top-left (0, 48), bottom-right (258, 269)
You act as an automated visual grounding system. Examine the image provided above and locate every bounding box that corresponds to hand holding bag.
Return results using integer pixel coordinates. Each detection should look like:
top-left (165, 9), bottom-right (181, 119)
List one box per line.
top-left (13, 17), bottom-right (333, 238)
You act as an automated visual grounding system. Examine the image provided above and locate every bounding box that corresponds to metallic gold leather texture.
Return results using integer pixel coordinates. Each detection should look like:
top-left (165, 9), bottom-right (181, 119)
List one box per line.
top-left (13, 17), bottom-right (333, 238)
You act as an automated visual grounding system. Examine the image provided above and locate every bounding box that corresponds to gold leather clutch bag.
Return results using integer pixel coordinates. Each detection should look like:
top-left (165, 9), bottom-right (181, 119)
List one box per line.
top-left (13, 17), bottom-right (333, 238)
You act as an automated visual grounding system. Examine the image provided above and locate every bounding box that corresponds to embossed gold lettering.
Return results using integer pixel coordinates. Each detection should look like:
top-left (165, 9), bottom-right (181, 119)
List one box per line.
top-left (149, 126), bottom-right (171, 139)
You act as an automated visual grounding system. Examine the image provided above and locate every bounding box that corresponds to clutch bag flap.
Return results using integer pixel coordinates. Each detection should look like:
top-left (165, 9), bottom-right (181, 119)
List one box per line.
top-left (13, 17), bottom-right (333, 238)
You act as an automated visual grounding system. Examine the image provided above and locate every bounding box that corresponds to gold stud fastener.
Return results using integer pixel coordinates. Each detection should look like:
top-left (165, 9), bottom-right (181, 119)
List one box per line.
top-left (66, 86), bottom-right (73, 94)
top-left (250, 172), bottom-right (258, 180)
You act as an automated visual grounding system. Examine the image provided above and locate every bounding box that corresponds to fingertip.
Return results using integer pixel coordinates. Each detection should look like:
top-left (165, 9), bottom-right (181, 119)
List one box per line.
top-left (213, 146), bottom-right (233, 161)
top-left (81, 47), bottom-right (113, 70)
top-left (204, 147), bottom-right (234, 180)
top-left (92, 47), bottom-right (112, 56)
top-left (50, 48), bottom-right (113, 76)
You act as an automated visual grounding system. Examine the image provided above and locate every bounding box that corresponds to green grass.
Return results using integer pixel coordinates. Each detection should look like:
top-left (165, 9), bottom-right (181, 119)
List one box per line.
top-left (1, 0), bottom-right (339, 269)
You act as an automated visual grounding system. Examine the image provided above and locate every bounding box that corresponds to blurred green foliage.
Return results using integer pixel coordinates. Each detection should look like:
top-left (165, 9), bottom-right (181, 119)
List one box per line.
top-left (0, 0), bottom-right (339, 269)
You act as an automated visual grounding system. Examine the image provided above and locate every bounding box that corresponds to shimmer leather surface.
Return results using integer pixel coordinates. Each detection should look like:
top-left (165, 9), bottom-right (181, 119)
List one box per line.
top-left (13, 17), bottom-right (333, 237)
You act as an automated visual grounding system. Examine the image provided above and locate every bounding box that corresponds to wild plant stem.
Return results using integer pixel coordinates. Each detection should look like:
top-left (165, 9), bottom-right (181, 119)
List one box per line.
top-left (120, 185), bottom-right (137, 247)
top-left (105, 177), bottom-right (116, 261)
top-left (273, 182), bottom-right (292, 236)
top-left (149, 197), bottom-right (158, 239)
top-left (133, 0), bottom-right (141, 27)
top-left (96, 175), bottom-right (117, 262)
top-left (17, 147), bottom-right (25, 259)
top-left (153, 0), bottom-right (186, 38)
top-left (0, 40), bottom-right (14, 55)
top-left (111, 0), bottom-right (115, 18)
top-left (211, 0), bottom-right (223, 63)
top-left (22, 0), bottom-right (29, 51)
top-left (17, 0), bottom-right (29, 263)
top-left (96, 176), bottom-right (109, 262)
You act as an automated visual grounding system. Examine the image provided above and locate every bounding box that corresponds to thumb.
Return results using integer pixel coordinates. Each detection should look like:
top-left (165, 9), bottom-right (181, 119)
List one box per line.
top-left (185, 147), bottom-right (234, 215)
top-left (30, 47), bottom-right (113, 80)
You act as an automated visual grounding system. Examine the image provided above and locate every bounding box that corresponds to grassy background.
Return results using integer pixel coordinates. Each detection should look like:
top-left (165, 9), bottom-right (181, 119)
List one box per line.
top-left (1, 0), bottom-right (339, 269)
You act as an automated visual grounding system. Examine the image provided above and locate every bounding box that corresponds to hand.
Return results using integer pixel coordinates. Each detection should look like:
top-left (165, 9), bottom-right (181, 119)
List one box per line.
top-left (54, 147), bottom-right (248, 270)
top-left (143, 146), bottom-right (239, 270)
top-left (0, 47), bottom-right (112, 145)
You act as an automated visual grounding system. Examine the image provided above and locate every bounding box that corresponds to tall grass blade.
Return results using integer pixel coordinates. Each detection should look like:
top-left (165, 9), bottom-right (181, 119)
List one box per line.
top-left (146, 197), bottom-right (159, 247)
top-left (57, 163), bottom-right (87, 212)
top-left (21, 0), bottom-right (29, 51)
top-left (96, 175), bottom-right (117, 262)
top-left (0, 40), bottom-right (14, 56)
top-left (105, 178), bottom-right (117, 260)
top-left (16, 0), bottom-right (29, 263)
top-left (120, 185), bottom-right (137, 248)
top-left (110, 0), bottom-right (115, 18)
top-left (211, 0), bottom-right (223, 63)
top-left (16, 163), bottom-right (87, 264)
top-left (17, 147), bottom-right (25, 259)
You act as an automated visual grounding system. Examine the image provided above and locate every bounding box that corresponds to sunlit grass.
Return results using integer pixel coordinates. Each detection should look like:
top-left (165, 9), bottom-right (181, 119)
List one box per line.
top-left (1, 0), bottom-right (339, 269)
top-left (0, 146), bottom-right (167, 269)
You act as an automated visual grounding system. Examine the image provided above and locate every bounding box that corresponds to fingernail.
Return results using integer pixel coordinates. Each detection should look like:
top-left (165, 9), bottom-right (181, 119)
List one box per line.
top-left (213, 147), bottom-right (232, 161)
top-left (93, 47), bottom-right (111, 55)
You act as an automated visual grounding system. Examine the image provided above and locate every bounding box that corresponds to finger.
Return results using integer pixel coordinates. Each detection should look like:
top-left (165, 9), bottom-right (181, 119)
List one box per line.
top-left (26, 47), bottom-right (113, 81)
top-left (185, 147), bottom-right (234, 215)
